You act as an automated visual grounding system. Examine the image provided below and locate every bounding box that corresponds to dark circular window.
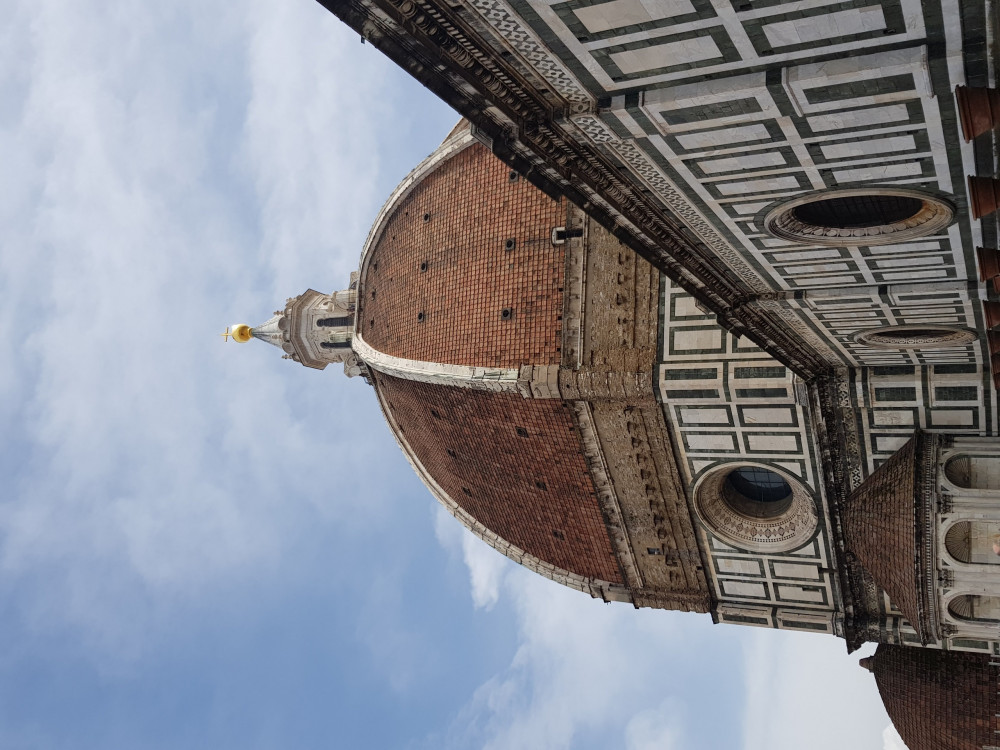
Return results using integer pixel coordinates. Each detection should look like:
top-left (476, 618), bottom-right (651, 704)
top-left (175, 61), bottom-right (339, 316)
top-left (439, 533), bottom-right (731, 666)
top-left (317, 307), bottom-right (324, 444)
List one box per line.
top-left (854, 326), bottom-right (978, 349)
top-left (875, 328), bottom-right (944, 341)
top-left (694, 464), bottom-right (818, 552)
top-left (723, 467), bottom-right (793, 517)
top-left (762, 188), bottom-right (954, 246)
top-left (793, 195), bottom-right (922, 229)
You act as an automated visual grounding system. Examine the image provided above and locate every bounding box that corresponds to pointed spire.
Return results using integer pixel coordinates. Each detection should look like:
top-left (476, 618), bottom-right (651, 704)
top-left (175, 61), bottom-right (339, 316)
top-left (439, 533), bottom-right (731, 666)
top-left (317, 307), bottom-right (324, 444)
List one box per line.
top-left (222, 284), bottom-right (365, 376)
top-left (248, 314), bottom-right (286, 348)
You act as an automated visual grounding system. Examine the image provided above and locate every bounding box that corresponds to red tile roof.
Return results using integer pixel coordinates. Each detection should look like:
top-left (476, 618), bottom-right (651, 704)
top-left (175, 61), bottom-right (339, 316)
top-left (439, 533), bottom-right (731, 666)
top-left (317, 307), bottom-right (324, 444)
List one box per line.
top-left (869, 645), bottom-right (1000, 750)
top-left (843, 432), bottom-right (940, 643)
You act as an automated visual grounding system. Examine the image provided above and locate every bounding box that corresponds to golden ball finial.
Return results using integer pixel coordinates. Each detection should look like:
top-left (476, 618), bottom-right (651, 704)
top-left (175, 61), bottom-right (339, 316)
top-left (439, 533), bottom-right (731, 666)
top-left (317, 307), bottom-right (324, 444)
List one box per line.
top-left (230, 324), bottom-right (253, 343)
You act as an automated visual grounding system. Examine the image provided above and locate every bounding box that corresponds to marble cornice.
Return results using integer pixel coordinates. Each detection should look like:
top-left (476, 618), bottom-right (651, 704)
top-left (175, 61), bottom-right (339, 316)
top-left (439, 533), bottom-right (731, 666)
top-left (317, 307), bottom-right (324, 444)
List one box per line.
top-left (316, 0), bottom-right (834, 380)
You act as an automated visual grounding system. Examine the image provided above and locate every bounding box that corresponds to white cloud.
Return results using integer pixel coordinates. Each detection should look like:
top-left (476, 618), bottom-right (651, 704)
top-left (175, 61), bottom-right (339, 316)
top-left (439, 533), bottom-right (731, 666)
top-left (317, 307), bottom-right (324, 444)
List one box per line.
top-left (239, 0), bottom-right (394, 293)
top-left (624, 701), bottom-right (680, 750)
top-left (433, 505), bottom-right (510, 610)
top-left (439, 510), bottom-right (900, 750)
top-left (466, 571), bottom-right (689, 750)
top-left (741, 629), bottom-right (893, 750)
top-left (462, 531), bottom-right (508, 611)
top-left (0, 0), bottom-right (436, 662)
top-left (882, 724), bottom-right (908, 750)
top-left (431, 537), bottom-right (721, 750)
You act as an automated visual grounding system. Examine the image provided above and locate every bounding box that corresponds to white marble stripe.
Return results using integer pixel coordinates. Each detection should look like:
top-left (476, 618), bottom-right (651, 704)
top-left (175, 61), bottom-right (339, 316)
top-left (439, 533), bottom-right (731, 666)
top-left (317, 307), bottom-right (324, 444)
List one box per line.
top-left (352, 331), bottom-right (526, 394)
top-left (763, 6), bottom-right (885, 48)
top-left (574, 0), bottom-right (694, 34)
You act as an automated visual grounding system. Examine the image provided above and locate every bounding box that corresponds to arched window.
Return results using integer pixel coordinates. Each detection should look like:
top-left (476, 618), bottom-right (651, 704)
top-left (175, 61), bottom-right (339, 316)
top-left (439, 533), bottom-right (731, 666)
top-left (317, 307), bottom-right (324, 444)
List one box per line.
top-left (944, 521), bottom-right (1000, 564)
top-left (317, 316), bottom-right (352, 328)
top-left (944, 455), bottom-right (1000, 490)
top-left (321, 341), bottom-right (351, 349)
top-left (948, 595), bottom-right (1000, 622)
top-left (946, 522), bottom-right (972, 562)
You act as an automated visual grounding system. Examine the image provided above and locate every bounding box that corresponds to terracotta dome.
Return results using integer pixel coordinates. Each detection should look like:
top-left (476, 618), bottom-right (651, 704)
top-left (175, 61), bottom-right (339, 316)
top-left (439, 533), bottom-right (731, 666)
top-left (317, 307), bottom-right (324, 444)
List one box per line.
top-left (350, 123), bottom-right (711, 611)
top-left (867, 645), bottom-right (1000, 750)
top-left (358, 128), bottom-right (567, 369)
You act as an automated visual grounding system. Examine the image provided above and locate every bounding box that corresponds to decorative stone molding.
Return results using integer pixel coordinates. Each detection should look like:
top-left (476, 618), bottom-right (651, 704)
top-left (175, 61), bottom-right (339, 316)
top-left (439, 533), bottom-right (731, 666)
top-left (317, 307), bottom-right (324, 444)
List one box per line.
top-left (571, 401), bottom-right (643, 590)
top-left (693, 464), bottom-right (819, 554)
top-left (560, 204), bottom-right (587, 371)
top-left (568, 117), bottom-right (771, 294)
top-left (352, 330), bottom-right (528, 394)
top-left (853, 326), bottom-right (978, 350)
top-left (463, 0), bottom-right (592, 110)
top-left (762, 188), bottom-right (955, 246)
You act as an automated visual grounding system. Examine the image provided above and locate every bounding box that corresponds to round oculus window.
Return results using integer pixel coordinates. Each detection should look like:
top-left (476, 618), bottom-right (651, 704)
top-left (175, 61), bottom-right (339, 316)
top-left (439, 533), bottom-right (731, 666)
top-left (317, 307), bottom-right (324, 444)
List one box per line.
top-left (723, 467), bottom-right (794, 516)
top-left (853, 326), bottom-right (978, 349)
top-left (693, 464), bottom-right (818, 553)
top-left (792, 195), bottom-right (923, 229)
top-left (762, 188), bottom-right (954, 246)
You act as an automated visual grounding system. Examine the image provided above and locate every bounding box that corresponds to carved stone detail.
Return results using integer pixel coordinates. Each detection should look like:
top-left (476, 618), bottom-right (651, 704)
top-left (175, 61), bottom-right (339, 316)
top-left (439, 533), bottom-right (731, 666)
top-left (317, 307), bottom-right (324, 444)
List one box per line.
top-left (854, 326), bottom-right (978, 350)
top-left (693, 465), bottom-right (819, 553)
top-left (464, 0), bottom-right (592, 108)
top-left (763, 188), bottom-right (955, 247)
top-left (572, 401), bottom-right (644, 590)
top-left (750, 299), bottom-right (844, 366)
top-left (605, 137), bottom-right (771, 294)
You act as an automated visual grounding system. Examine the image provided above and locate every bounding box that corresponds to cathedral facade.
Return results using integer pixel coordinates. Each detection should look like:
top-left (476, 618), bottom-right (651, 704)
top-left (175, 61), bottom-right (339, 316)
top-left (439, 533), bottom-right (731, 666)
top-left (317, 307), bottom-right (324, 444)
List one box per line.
top-left (233, 0), bottom-right (1000, 746)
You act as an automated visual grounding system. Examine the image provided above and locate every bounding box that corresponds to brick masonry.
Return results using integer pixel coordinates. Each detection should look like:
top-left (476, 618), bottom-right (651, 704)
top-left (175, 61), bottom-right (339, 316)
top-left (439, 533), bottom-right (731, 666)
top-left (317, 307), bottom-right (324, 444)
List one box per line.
top-left (843, 433), bottom-right (935, 643)
top-left (870, 644), bottom-right (1000, 750)
top-left (360, 143), bottom-right (566, 368)
top-left (374, 372), bottom-right (623, 583)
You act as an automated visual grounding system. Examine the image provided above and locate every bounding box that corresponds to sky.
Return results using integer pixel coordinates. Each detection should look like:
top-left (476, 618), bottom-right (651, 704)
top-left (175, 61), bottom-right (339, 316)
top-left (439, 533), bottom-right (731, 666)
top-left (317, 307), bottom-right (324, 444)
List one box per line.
top-left (0, 0), bottom-right (908, 747)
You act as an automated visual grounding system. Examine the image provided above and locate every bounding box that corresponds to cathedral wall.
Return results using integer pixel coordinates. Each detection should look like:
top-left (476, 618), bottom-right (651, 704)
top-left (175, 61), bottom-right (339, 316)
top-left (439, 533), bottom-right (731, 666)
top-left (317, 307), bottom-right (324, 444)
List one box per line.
top-left (482, 0), bottom-right (988, 374)
top-left (568, 212), bottom-right (712, 610)
top-left (826, 359), bottom-right (996, 649)
top-left (359, 143), bottom-right (566, 368)
top-left (657, 277), bottom-right (839, 634)
top-left (373, 373), bottom-right (623, 583)
top-left (577, 211), bottom-right (659, 374)
top-left (583, 399), bottom-right (710, 610)
top-left (936, 438), bottom-right (1000, 652)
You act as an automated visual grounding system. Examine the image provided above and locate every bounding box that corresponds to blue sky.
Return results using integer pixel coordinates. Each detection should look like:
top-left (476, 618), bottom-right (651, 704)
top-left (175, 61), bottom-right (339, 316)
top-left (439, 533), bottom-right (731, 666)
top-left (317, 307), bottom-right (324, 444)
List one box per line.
top-left (1, 0), bottom-right (907, 747)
